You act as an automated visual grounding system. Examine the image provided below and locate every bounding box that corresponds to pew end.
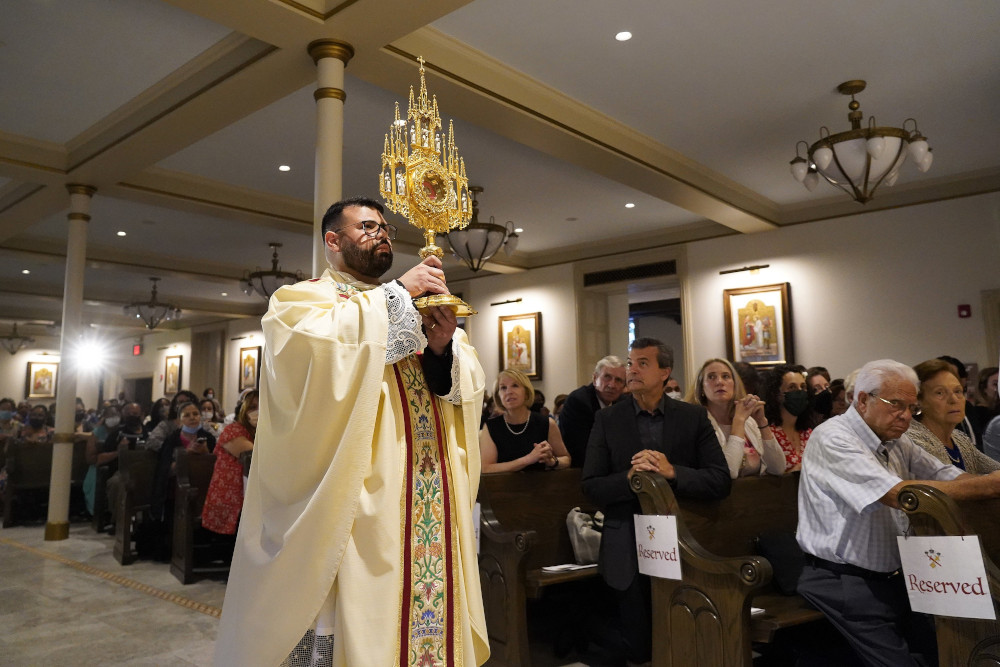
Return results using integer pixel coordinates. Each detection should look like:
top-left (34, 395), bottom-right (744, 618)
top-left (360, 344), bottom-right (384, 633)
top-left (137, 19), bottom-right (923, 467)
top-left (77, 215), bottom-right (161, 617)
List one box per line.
top-left (898, 483), bottom-right (1000, 665)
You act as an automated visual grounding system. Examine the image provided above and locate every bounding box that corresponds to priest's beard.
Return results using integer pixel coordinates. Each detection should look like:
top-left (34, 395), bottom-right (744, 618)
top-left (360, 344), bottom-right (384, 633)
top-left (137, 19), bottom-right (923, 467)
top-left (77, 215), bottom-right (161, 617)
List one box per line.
top-left (341, 238), bottom-right (393, 279)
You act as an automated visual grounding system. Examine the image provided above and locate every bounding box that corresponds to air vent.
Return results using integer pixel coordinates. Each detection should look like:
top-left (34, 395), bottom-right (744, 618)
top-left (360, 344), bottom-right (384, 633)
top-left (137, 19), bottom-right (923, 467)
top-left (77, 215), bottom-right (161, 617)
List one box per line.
top-left (583, 260), bottom-right (676, 287)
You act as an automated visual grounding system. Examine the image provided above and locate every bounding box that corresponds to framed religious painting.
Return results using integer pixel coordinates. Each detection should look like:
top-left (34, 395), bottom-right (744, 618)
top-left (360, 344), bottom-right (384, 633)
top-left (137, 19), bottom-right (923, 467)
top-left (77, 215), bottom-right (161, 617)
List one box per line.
top-left (25, 361), bottom-right (58, 399)
top-left (164, 355), bottom-right (183, 395)
top-left (498, 312), bottom-right (542, 380)
top-left (239, 346), bottom-right (262, 391)
top-left (723, 283), bottom-right (794, 367)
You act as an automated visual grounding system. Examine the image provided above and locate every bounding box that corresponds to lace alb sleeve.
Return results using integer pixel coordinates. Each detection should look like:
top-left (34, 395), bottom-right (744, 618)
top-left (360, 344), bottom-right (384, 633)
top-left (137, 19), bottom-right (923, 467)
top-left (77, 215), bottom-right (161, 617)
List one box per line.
top-left (383, 281), bottom-right (426, 365)
top-left (438, 344), bottom-right (463, 405)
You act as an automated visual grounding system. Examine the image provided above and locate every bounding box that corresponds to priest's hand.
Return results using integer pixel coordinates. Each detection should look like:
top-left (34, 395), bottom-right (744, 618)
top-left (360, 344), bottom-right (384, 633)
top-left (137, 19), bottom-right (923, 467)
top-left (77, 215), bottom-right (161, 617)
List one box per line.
top-left (399, 256), bottom-right (449, 298)
top-left (423, 306), bottom-right (457, 355)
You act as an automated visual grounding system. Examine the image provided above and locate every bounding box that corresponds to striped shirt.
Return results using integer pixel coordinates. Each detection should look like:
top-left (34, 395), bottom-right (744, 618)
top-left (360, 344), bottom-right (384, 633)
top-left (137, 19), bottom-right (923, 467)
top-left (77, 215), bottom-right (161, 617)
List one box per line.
top-left (797, 405), bottom-right (962, 572)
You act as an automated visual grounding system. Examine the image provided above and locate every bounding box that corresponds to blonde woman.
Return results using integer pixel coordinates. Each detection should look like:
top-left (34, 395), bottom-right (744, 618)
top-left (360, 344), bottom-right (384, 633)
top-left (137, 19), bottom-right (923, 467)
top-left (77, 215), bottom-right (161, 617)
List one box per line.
top-left (687, 358), bottom-right (785, 478)
top-left (480, 369), bottom-right (570, 473)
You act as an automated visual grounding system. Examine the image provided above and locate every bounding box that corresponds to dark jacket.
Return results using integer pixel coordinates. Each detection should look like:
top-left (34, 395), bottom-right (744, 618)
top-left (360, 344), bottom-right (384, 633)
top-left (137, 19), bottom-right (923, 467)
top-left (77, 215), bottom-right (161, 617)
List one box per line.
top-left (581, 395), bottom-right (730, 590)
top-left (559, 383), bottom-right (602, 468)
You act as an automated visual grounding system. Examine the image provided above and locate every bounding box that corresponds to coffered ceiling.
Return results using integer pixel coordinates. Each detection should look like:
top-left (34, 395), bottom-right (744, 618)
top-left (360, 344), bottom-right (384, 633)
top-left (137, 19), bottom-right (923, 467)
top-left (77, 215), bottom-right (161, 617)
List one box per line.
top-left (1, 0), bottom-right (997, 339)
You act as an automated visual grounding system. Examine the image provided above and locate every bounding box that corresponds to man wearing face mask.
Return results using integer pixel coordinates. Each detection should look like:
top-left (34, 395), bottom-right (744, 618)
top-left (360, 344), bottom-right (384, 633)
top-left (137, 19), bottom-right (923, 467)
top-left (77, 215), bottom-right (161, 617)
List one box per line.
top-left (100, 403), bottom-right (149, 531)
top-left (764, 364), bottom-right (815, 473)
top-left (664, 377), bottom-right (683, 400)
top-left (560, 355), bottom-right (627, 468)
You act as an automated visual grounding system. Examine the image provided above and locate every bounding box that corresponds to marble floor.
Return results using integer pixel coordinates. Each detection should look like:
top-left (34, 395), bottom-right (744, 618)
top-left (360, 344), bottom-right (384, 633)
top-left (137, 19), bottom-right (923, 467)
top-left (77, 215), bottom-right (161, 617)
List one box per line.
top-left (0, 522), bottom-right (593, 667)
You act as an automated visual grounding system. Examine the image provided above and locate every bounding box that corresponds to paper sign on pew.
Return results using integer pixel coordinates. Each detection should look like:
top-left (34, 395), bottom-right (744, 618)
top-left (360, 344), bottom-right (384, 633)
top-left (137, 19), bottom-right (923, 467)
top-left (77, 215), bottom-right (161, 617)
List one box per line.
top-left (634, 514), bottom-right (682, 580)
top-left (897, 535), bottom-right (995, 620)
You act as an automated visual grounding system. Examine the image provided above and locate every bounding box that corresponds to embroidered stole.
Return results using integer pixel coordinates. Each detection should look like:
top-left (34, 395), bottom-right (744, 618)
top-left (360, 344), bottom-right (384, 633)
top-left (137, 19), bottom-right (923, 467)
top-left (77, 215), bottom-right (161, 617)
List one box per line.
top-left (394, 355), bottom-right (460, 667)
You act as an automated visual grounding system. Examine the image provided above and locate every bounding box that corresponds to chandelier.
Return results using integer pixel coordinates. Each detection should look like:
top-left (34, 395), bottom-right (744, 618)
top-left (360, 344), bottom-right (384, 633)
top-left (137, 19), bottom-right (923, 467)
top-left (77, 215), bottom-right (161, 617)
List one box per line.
top-left (240, 242), bottom-right (304, 299)
top-left (789, 80), bottom-right (932, 204)
top-left (124, 277), bottom-right (181, 330)
top-left (0, 323), bottom-right (35, 355)
top-left (442, 186), bottom-right (519, 272)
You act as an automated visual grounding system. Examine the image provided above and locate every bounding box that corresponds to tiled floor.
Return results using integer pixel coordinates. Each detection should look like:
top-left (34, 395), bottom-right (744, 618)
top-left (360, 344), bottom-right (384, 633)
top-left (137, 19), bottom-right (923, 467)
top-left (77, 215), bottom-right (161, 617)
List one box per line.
top-left (0, 522), bottom-right (594, 667)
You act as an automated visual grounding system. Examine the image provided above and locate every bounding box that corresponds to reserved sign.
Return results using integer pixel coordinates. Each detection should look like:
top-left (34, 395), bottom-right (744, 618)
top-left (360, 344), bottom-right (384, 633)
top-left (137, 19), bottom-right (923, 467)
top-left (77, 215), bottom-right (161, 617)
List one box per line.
top-left (897, 535), bottom-right (995, 620)
top-left (634, 514), bottom-right (682, 580)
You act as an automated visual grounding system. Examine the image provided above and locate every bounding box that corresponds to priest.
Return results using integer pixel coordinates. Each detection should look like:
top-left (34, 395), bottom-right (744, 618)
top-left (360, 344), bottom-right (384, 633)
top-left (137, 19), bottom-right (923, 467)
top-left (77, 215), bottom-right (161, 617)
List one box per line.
top-left (215, 196), bottom-right (489, 667)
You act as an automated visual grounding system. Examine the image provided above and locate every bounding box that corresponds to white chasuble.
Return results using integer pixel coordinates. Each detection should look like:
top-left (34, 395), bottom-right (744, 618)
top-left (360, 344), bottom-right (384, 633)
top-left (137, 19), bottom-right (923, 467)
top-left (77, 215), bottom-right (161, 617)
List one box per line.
top-left (214, 270), bottom-right (488, 667)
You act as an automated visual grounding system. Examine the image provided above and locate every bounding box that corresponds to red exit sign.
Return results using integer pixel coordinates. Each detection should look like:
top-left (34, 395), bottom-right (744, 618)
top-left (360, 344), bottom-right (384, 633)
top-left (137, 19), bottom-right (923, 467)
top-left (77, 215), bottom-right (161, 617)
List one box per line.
top-left (132, 343), bottom-right (143, 356)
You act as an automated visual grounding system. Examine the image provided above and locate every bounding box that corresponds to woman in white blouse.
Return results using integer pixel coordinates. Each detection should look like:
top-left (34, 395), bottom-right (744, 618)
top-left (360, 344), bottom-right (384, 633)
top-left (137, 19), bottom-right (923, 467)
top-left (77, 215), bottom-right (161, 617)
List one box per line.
top-left (687, 358), bottom-right (786, 478)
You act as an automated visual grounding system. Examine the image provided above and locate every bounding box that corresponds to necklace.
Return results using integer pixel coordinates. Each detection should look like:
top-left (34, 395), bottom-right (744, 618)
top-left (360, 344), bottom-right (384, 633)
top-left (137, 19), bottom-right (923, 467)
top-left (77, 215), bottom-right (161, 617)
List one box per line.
top-left (945, 443), bottom-right (961, 464)
top-left (503, 415), bottom-right (530, 436)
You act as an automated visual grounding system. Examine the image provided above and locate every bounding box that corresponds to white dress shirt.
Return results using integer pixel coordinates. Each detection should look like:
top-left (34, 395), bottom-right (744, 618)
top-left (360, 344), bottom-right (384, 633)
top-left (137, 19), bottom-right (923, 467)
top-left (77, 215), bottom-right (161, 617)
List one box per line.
top-left (797, 405), bottom-right (962, 572)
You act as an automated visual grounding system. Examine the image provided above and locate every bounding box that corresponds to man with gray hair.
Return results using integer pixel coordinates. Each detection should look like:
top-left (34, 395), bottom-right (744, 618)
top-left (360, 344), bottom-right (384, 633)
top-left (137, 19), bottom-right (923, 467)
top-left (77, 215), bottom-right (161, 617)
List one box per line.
top-left (559, 354), bottom-right (627, 468)
top-left (797, 358), bottom-right (1000, 666)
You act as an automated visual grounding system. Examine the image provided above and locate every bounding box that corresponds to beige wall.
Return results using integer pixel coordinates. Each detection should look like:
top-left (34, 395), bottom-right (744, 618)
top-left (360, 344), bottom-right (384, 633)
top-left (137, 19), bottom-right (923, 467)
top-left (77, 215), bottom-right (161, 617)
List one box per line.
top-left (686, 191), bottom-right (1000, 379)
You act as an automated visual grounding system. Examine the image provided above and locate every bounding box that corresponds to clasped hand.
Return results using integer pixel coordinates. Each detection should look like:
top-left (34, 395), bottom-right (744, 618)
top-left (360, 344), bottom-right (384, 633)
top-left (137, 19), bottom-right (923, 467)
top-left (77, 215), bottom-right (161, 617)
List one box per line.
top-left (527, 440), bottom-right (557, 467)
top-left (735, 394), bottom-right (768, 427)
top-left (629, 448), bottom-right (675, 480)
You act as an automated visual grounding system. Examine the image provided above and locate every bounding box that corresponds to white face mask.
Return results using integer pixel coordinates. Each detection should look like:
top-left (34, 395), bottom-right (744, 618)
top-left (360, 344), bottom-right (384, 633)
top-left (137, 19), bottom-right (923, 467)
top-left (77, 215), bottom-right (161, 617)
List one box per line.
top-left (104, 417), bottom-right (121, 428)
top-left (665, 391), bottom-right (682, 400)
top-left (247, 410), bottom-right (259, 427)
top-left (201, 411), bottom-right (214, 422)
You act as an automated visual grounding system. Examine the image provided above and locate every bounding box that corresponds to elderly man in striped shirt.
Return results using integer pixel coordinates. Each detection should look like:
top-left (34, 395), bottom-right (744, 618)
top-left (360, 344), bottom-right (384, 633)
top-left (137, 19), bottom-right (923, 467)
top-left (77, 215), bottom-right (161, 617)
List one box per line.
top-left (796, 358), bottom-right (1000, 667)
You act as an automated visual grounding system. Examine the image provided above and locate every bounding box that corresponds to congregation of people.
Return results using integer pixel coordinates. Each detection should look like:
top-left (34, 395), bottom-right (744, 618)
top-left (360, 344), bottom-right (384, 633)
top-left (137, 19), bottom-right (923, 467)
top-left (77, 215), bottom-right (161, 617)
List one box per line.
top-left (0, 385), bottom-right (257, 561)
top-left (478, 345), bottom-right (1000, 666)
top-left (2, 338), bottom-right (999, 666)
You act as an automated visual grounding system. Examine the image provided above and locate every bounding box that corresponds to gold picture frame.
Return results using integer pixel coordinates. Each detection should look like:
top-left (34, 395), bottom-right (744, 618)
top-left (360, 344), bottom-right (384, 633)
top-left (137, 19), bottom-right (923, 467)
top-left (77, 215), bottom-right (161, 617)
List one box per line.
top-left (723, 283), bottom-right (794, 367)
top-left (498, 312), bottom-right (542, 380)
top-left (25, 361), bottom-right (58, 399)
top-left (164, 355), bottom-right (183, 395)
top-left (239, 346), bottom-right (261, 391)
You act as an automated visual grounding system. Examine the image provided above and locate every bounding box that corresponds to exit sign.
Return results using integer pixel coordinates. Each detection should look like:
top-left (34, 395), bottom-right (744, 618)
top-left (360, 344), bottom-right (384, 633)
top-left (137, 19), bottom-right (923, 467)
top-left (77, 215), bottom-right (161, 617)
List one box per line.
top-left (132, 343), bottom-right (143, 356)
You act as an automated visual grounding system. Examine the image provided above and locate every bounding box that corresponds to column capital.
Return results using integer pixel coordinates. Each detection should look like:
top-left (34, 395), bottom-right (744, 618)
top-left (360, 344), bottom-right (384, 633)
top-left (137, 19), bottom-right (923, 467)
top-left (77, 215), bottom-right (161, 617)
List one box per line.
top-left (66, 184), bottom-right (97, 197)
top-left (308, 39), bottom-right (354, 65)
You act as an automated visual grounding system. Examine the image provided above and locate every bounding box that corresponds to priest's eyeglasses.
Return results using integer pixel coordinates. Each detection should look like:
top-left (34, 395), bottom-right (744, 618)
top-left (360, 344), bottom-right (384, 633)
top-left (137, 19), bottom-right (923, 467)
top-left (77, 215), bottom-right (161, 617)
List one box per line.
top-left (336, 220), bottom-right (398, 240)
top-left (870, 392), bottom-right (921, 418)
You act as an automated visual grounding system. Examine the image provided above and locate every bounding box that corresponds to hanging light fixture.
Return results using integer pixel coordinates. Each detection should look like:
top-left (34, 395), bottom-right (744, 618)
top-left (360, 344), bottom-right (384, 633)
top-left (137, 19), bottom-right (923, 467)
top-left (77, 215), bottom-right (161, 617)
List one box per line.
top-left (123, 277), bottom-right (181, 330)
top-left (240, 242), bottom-right (304, 299)
top-left (0, 323), bottom-right (35, 355)
top-left (442, 186), bottom-right (519, 272)
top-left (790, 80), bottom-right (933, 204)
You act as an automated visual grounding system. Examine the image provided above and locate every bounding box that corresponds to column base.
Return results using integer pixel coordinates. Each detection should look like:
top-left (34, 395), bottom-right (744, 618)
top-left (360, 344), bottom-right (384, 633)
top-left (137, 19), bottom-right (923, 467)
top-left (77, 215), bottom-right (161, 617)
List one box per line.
top-left (44, 521), bottom-right (70, 541)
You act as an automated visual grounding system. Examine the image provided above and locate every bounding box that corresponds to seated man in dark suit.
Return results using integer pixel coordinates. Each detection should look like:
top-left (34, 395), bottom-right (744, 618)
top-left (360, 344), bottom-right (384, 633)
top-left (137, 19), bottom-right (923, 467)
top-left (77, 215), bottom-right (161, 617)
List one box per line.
top-left (582, 337), bottom-right (730, 665)
top-left (560, 355), bottom-right (626, 468)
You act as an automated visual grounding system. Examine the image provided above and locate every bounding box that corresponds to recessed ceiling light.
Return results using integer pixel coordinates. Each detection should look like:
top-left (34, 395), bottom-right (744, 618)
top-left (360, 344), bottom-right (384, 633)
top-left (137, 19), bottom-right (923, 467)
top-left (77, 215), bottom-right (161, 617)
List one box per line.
top-left (278, 165), bottom-right (291, 172)
top-left (221, 292), bottom-right (228, 297)
top-left (625, 202), bottom-right (635, 208)
top-left (117, 231), bottom-right (127, 237)
top-left (21, 269), bottom-right (30, 275)
top-left (615, 31), bottom-right (632, 42)
top-left (514, 228), bottom-right (524, 233)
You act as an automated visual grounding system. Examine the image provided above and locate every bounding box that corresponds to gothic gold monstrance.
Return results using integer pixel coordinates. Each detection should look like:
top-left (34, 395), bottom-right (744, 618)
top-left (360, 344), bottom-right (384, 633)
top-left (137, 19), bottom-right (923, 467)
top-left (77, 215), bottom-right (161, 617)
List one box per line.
top-left (380, 57), bottom-right (476, 316)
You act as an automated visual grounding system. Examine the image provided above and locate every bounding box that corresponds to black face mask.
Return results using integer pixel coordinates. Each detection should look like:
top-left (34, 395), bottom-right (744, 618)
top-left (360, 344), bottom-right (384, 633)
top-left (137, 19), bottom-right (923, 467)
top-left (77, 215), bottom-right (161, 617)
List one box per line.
top-left (29, 417), bottom-right (46, 428)
top-left (123, 415), bottom-right (143, 429)
top-left (782, 390), bottom-right (810, 417)
top-left (814, 389), bottom-right (833, 415)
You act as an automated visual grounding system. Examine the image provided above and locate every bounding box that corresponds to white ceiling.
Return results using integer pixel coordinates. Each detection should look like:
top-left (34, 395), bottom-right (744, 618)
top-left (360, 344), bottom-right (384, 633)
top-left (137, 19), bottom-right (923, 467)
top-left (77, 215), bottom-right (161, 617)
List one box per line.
top-left (0, 0), bottom-right (998, 340)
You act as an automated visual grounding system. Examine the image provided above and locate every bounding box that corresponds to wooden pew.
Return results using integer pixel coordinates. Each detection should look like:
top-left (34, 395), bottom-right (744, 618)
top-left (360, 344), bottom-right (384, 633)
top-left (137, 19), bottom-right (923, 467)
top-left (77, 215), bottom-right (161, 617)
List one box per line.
top-left (171, 449), bottom-right (230, 584)
top-left (630, 471), bottom-right (825, 667)
top-left (2, 440), bottom-right (53, 527)
top-left (1, 440), bottom-right (88, 526)
top-left (477, 467), bottom-right (601, 666)
top-left (898, 484), bottom-right (1000, 665)
top-left (113, 445), bottom-right (158, 565)
top-left (91, 463), bottom-right (112, 532)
